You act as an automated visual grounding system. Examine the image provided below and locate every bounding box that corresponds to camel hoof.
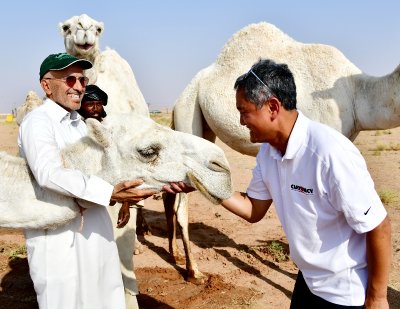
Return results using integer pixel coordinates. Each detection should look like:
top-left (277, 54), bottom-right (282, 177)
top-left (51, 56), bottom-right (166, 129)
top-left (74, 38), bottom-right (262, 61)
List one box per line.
top-left (187, 273), bottom-right (207, 285)
top-left (134, 248), bottom-right (143, 255)
top-left (134, 242), bottom-right (145, 255)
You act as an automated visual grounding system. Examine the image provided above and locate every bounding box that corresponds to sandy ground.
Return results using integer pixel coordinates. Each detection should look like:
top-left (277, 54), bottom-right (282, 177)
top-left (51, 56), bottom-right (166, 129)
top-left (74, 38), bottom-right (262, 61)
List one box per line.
top-left (0, 120), bottom-right (399, 308)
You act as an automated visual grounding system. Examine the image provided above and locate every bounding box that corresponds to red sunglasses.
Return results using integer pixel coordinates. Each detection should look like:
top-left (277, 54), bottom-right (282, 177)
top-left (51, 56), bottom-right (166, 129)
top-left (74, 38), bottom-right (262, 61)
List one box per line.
top-left (43, 75), bottom-right (89, 88)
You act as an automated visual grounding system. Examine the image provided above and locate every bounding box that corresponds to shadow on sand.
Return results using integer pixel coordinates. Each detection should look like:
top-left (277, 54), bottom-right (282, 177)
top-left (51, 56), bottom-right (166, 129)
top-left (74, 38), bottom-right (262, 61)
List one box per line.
top-left (0, 256), bottom-right (37, 309)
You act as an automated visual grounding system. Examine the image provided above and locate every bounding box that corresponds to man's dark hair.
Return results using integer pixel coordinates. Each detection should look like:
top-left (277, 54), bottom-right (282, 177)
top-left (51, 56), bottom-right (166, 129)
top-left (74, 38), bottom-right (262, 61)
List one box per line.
top-left (234, 59), bottom-right (297, 110)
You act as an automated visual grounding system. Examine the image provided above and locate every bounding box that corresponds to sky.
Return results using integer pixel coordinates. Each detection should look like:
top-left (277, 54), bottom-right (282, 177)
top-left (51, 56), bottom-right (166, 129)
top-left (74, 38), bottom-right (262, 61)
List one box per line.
top-left (1, 0), bottom-right (400, 113)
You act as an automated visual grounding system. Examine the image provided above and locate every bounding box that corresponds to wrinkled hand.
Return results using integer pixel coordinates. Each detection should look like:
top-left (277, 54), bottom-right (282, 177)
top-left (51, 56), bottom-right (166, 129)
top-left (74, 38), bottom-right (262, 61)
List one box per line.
top-left (117, 202), bottom-right (131, 228)
top-left (110, 179), bottom-right (159, 205)
top-left (162, 181), bottom-right (195, 194)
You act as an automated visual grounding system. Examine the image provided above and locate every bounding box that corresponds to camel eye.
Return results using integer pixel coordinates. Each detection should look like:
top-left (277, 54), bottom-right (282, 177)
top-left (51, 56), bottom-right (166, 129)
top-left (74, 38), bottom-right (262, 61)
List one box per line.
top-left (137, 144), bottom-right (161, 161)
top-left (62, 25), bottom-right (70, 33)
top-left (96, 27), bottom-right (103, 34)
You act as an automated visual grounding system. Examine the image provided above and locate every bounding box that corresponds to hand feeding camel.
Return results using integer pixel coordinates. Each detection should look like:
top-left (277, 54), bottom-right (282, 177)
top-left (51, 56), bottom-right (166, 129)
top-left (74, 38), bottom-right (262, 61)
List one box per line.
top-left (167, 22), bottom-right (400, 282)
top-left (0, 112), bottom-right (232, 305)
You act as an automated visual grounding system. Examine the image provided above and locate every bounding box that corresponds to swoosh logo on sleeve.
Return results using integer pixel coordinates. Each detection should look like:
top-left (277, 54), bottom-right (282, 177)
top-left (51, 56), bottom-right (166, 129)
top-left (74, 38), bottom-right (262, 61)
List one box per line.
top-left (364, 206), bottom-right (372, 215)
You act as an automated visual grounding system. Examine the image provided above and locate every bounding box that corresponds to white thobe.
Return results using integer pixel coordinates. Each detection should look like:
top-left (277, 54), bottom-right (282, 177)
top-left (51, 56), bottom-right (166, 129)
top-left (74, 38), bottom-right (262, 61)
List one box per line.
top-left (18, 99), bottom-right (126, 309)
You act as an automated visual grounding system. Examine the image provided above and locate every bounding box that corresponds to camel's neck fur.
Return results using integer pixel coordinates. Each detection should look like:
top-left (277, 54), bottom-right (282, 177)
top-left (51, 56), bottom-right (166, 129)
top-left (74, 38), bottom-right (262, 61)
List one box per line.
top-left (60, 137), bottom-right (116, 182)
top-left (73, 47), bottom-right (101, 64)
top-left (354, 65), bottom-right (400, 131)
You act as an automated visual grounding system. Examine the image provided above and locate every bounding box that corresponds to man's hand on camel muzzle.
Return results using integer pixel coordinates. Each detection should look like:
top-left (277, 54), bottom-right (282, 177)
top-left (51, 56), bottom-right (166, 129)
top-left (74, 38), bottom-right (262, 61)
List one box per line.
top-left (162, 181), bottom-right (195, 194)
top-left (110, 179), bottom-right (159, 205)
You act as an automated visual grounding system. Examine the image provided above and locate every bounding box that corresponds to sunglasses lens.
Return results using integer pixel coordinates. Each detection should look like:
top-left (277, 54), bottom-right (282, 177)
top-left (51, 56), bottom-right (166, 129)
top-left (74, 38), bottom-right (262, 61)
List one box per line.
top-left (64, 76), bottom-right (88, 87)
top-left (65, 76), bottom-right (77, 87)
top-left (79, 77), bottom-right (89, 87)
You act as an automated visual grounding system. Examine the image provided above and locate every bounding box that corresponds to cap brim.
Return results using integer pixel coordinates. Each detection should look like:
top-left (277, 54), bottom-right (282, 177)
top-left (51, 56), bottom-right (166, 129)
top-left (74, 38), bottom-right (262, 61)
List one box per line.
top-left (51, 59), bottom-right (93, 71)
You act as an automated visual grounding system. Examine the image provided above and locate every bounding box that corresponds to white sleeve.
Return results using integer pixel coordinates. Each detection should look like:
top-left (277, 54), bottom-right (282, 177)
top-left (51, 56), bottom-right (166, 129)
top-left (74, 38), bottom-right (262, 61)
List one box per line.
top-left (246, 146), bottom-right (272, 201)
top-left (326, 146), bottom-right (387, 233)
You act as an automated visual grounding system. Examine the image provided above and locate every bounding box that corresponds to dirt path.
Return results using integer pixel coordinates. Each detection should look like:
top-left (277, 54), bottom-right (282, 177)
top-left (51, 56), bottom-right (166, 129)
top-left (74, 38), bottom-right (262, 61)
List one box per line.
top-left (0, 120), bottom-right (399, 308)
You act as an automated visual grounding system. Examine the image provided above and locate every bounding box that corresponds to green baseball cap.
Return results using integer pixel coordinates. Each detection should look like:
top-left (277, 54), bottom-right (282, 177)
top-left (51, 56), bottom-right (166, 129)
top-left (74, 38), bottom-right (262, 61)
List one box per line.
top-left (39, 52), bottom-right (93, 80)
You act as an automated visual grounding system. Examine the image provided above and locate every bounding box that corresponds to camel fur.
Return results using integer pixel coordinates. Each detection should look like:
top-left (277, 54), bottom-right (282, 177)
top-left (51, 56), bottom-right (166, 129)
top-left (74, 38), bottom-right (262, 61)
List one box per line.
top-left (15, 91), bottom-right (43, 126)
top-left (59, 14), bottom-right (149, 116)
top-left (3, 112), bottom-right (232, 303)
top-left (0, 112), bottom-right (232, 229)
top-left (59, 13), bottom-right (150, 260)
top-left (168, 21), bottom-right (400, 282)
top-left (173, 22), bottom-right (400, 156)
top-left (59, 14), bottom-right (152, 304)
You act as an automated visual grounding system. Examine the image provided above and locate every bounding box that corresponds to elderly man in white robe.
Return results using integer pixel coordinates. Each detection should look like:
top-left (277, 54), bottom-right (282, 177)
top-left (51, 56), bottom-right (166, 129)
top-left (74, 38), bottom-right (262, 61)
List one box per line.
top-left (18, 52), bottom-right (163, 309)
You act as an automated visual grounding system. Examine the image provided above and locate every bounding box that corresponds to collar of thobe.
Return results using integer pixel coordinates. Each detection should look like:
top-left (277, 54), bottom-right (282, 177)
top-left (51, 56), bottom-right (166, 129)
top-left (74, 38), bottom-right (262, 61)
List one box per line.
top-left (44, 99), bottom-right (83, 125)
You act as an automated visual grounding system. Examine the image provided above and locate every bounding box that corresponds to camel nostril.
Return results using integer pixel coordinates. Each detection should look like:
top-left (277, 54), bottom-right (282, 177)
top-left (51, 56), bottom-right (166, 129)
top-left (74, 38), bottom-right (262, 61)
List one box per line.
top-left (208, 161), bottom-right (229, 172)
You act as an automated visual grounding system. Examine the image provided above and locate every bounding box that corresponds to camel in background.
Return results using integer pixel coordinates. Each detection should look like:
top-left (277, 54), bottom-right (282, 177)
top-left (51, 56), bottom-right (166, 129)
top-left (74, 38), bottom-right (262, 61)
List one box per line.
top-left (15, 91), bottom-right (43, 126)
top-left (60, 14), bottom-right (149, 116)
top-left (167, 21), bottom-right (400, 282)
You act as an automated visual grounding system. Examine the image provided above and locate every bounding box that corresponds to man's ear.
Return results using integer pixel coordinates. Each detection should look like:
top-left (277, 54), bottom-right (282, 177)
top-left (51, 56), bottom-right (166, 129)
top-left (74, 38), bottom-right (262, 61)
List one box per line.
top-left (266, 97), bottom-right (280, 117)
top-left (40, 79), bottom-right (52, 96)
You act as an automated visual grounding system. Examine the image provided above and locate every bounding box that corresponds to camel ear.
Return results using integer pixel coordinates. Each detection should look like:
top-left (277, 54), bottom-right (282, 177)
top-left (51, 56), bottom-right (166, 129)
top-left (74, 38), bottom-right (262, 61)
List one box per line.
top-left (58, 21), bottom-right (70, 36)
top-left (86, 118), bottom-right (112, 148)
top-left (96, 21), bottom-right (104, 35)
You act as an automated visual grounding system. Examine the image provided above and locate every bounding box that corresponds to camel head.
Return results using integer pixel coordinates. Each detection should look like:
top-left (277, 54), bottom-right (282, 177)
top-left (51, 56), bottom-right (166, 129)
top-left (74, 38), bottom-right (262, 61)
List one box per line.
top-left (59, 14), bottom-right (103, 63)
top-left (62, 113), bottom-right (233, 204)
top-left (0, 113), bottom-right (232, 230)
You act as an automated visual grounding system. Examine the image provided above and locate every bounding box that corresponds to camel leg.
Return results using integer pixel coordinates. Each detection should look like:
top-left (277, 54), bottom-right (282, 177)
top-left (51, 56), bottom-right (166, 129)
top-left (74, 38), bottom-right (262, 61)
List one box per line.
top-left (175, 192), bottom-right (206, 284)
top-left (136, 207), bottom-right (152, 235)
top-left (107, 204), bottom-right (139, 308)
top-left (163, 193), bottom-right (185, 265)
top-left (133, 201), bottom-right (146, 255)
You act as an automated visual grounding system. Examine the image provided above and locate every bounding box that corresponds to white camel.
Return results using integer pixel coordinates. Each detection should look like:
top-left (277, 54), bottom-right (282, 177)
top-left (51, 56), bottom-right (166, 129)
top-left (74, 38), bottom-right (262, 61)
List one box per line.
top-left (167, 22), bottom-right (400, 282)
top-left (0, 112), bottom-right (232, 306)
top-left (173, 22), bottom-right (400, 151)
top-left (17, 14), bottom-right (149, 118)
top-left (15, 91), bottom-right (43, 125)
top-left (59, 13), bottom-right (150, 251)
top-left (59, 13), bottom-right (149, 116)
top-left (58, 14), bottom-right (154, 302)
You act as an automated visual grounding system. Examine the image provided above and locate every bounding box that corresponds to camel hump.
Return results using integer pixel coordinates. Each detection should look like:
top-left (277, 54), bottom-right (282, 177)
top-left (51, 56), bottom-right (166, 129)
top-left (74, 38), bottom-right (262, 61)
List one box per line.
top-left (216, 22), bottom-right (295, 66)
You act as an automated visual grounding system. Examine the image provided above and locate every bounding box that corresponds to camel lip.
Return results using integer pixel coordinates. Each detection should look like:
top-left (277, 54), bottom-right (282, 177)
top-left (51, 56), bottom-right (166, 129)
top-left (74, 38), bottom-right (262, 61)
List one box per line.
top-left (77, 43), bottom-right (94, 50)
top-left (187, 174), bottom-right (222, 204)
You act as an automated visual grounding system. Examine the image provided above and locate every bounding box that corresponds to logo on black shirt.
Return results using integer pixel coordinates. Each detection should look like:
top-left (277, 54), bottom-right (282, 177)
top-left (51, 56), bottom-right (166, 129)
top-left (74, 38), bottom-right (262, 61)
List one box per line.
top-left (290, 184), bottom-right (314, 195)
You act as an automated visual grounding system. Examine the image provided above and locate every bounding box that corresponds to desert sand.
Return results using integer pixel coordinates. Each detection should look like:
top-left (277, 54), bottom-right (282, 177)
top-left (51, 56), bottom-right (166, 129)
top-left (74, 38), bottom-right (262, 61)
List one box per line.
top-left (0, 118), bottom-right (399, 308)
